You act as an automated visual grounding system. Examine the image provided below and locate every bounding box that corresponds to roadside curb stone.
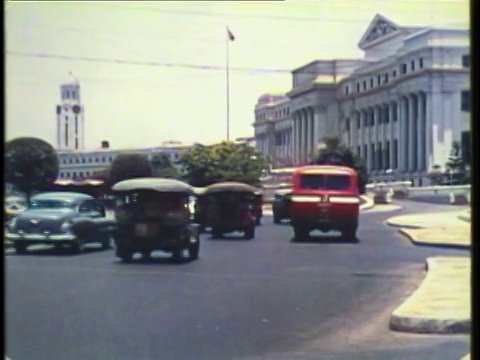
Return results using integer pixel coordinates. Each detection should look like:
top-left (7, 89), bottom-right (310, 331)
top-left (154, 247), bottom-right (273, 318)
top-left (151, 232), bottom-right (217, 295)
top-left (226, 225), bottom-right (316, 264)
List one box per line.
top-left (398, 228), bottom-right (471, 249)
top-left (390, 257), bottom-right (471, 334)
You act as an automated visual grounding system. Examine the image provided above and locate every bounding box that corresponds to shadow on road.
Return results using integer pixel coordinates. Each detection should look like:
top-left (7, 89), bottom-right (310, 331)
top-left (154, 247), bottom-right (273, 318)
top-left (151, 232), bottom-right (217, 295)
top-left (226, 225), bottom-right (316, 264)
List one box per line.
top-left (8, 244), bottom-right (111, 257)
top-left (291, 234), bottom-right (359, 244)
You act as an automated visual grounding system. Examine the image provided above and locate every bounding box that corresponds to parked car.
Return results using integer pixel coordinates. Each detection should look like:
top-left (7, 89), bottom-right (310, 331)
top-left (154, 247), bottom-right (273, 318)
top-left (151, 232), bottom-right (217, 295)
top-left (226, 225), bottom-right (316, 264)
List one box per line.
top-left (5, 195), bottom-right (28, 225)
top-left (272, 189), bottom-right (292, 224)
top-left (6, 192), bottom-right (114, 254)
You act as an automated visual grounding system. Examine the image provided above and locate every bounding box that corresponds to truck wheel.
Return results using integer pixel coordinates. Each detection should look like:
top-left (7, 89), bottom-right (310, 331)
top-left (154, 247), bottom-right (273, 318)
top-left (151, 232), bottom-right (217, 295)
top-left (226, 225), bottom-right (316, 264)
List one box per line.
top-left (244, 225), bottom-right (255, 239)
top-left (341, 228), bottom-right (358, 242)
top-left (188, 235), bottom-right (200, 260)
top-left (293, 226), bottom-right (308, 242)
top-left (120, 252), bottom-right (133, 263)
top-left (14, 243), bottom-right (27, 254)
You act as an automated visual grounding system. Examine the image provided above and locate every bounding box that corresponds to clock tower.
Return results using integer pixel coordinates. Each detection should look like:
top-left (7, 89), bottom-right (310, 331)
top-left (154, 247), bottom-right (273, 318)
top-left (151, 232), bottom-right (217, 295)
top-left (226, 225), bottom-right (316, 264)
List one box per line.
top-left (56, 72), bottom-right (84, 150)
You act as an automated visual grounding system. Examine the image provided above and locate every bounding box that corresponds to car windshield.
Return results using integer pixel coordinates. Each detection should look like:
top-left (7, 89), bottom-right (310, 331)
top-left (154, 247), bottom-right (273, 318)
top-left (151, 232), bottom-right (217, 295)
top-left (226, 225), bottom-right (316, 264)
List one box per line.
top-left (299, 174), bottom-right (351, 190)
top-left (29, 200), bottom-right (76, 209)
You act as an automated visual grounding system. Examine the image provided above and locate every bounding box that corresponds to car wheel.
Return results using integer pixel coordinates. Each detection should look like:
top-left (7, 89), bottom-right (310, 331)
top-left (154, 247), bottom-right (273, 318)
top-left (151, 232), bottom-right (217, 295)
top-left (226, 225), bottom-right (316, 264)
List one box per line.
top-left (293, 226), bottom-right (309, 242)
top-left (101, 235), bottom-right (112, 250)
top-left (14, 243), bottom-right (28, 254)
top-left (211, 228), bottom-right (222, 239)
top-left (119, 252), bottom-right (133, 263)
top-left (188, 235), bottom-right (200, 260)
top-left (70, 240), bottom-right (84, 254)
top-left (244, 225), bottom-right (255, 240)
top-left (142, 251), bottom-right (151, 260)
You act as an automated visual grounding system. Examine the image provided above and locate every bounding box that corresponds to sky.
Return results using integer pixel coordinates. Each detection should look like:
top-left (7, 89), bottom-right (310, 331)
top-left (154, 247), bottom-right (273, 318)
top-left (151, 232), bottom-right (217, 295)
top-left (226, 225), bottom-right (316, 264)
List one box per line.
top-left (5, 0), bottom-right (469, 150)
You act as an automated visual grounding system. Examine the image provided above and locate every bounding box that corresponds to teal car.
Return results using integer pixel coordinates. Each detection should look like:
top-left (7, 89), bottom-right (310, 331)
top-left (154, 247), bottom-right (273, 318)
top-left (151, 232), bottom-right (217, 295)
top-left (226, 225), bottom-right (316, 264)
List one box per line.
top-left (272, 189), bottom-right (292, 224)
top-left (6, 192), bottom-right (113, 254)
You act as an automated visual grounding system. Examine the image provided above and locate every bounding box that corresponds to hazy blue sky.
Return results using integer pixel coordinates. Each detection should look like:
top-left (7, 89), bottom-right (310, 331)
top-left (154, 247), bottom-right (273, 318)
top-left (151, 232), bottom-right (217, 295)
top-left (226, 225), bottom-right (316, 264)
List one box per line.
top-left (6, 0), bottom-right (468, 150)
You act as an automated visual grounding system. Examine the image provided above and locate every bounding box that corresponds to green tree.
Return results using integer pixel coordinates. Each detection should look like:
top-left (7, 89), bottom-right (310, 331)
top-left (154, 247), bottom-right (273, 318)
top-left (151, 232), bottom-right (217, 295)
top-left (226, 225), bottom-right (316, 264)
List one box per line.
top-left (107, 152), bottom-right (153, 185)
top-left (312, 135), bottom-right (369, 193)
top-left (150, 152), bottom-right (181, 179)
top-left (5, 137), bottom-right (59, 204)
top-left (178, 142), bottom-right (268, 187)
top-left (445, 141), bottom-right (468, 184)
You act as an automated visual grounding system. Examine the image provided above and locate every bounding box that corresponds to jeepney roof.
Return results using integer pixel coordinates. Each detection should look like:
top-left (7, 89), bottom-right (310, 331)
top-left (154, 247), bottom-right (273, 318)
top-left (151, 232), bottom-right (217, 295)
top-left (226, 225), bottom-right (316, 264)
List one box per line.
top-left (112, 177), bottom-right (193, 193)
top-left (204, 181), bottom-right (258, 194)
top-left (193, 187), bottom-right (207, 195)
top-left (295, 165), bottom-right (357, 176)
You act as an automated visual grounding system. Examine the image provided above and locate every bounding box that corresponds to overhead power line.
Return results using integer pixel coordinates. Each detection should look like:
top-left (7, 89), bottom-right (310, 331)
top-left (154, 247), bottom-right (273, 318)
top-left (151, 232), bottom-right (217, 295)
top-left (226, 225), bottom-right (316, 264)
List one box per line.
top-left (6, 50), bottom-right (294, 74)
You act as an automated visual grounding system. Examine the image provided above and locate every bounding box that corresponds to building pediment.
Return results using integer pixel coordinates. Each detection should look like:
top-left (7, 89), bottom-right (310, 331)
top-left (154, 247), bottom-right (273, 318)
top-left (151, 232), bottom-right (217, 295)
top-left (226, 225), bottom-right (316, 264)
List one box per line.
top-left (358, 14), bottom-right (401, 50)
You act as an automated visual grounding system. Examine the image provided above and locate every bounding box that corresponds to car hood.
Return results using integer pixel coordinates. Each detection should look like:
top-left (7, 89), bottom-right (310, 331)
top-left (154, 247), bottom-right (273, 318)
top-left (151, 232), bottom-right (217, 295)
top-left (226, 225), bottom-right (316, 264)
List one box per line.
top-left (16, 208), bottom-right (75, 221)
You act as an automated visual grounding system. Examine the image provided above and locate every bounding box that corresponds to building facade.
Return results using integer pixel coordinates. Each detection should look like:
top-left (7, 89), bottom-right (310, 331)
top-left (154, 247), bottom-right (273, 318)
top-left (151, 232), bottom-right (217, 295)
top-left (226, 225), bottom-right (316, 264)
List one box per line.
top-left (253, 14), bottom-right (470, 185)
top-left (56, 73), bottom-right (85, 150)
top-left (57, 142), bottom-right (188, 180)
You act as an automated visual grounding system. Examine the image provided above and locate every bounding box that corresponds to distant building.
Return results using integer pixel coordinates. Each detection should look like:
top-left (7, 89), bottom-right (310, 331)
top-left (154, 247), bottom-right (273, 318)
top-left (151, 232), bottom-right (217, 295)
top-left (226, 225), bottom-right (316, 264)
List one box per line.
top-left (253, 14), bottom-right (470, 185)
top-left (57, 141), bottom-right (189, 180)
top-left (56, 72), bottom-right (84, 150)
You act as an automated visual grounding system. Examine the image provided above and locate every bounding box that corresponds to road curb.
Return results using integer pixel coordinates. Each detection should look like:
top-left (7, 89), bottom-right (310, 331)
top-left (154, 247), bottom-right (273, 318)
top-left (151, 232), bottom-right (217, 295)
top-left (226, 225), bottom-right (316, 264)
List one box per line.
top-left (458, 213), bottom-right (471, 223)
top-left (390, 257), bottom-right (471, 334)
top-left (398, 228), bottom-right (471, 249)
top-left (359, 195), bottom-right (375, 210)
top-left (385, 220), bottom-right (424, 229)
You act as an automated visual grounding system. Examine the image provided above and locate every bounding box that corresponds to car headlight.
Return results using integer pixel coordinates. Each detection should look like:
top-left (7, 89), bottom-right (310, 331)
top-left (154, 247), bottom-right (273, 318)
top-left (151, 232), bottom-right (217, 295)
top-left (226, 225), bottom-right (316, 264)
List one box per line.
top-left (61, 219), bottom-right (74, 232)
top-left (7, 217), bottom-right (18, 230)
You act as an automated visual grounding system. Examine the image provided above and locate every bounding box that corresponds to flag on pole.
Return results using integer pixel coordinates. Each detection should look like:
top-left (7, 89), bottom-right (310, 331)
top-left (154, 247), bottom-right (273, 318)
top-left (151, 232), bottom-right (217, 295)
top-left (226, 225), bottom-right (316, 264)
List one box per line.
top-left (227, 27), bottom-right (235, 41)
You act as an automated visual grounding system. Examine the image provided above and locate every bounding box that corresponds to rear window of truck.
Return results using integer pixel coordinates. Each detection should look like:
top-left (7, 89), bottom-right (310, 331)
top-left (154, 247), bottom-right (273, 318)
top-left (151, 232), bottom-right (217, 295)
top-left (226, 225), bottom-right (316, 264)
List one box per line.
top-left (299, 174), bottom-right (351, 190)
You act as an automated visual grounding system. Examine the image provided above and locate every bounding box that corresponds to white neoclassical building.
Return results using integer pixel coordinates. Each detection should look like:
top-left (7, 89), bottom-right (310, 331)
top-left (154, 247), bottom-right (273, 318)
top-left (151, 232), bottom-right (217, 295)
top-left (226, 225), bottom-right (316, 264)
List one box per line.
top-left (253, 14), bottom-right (470, 185)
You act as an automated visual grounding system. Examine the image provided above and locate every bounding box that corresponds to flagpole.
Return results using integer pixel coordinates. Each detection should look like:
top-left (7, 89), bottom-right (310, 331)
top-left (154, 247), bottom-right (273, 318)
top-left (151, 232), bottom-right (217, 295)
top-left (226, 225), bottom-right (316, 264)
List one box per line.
top-left (226, 26), bottom-right (230, 141)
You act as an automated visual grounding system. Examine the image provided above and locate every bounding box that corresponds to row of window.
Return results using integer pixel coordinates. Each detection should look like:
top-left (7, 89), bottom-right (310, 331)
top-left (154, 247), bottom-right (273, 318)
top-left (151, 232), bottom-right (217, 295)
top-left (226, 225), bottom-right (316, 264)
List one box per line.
top-left (62, 90), bottom-right (78, 99)
top-left (60, 156), bottom-right (114, 165)
top-left (356, 140), bottom-right (399, 171)
top-left (345, 57), bottom-right (425, 95)
top-left (59, 171), bottom-right (93, 179)
top-left (256, 108), bottom-right (290, 121)
top-left (275, 132), bottom-right (290, 146)
top-left (345, 104), bottom-right (399, 130)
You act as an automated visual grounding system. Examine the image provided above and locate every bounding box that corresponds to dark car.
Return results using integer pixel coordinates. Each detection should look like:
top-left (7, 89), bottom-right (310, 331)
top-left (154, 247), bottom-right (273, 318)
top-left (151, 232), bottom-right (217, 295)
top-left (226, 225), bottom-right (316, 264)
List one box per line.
top-left (272, 189), bottom-right (292, 224)
top-left (6, 192), bottom-right (113, 254)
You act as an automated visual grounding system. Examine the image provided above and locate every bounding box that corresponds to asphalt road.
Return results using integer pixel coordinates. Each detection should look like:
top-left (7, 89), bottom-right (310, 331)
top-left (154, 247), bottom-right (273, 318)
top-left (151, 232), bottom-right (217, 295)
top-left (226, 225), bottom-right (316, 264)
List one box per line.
top-left (5, 201), bottom-right (470, 360)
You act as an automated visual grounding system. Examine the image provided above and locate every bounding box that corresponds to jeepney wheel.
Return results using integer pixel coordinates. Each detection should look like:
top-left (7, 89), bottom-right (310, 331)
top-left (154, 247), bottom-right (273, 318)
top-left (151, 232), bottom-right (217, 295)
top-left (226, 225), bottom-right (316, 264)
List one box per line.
top-left (172, 247), bottom-right (185, 263)
top-left (341, 227), bottom-right (358, 242)
top-left (244, 225), bottom-right (255, 240)
top-left (14, 243), bottom-right (27, 254)
top-left (293, 226), bottom-right (309, 242)
top-left (211, 228), bottom-right (223, 239)
top-left (273, 211), bottom-right (281, 224)
top-left (142, 251), bottom-right (151, 260)
top-left (117, 248), bottom-right (133, 263)
top-left (188, 235), bottom-right (200, 260)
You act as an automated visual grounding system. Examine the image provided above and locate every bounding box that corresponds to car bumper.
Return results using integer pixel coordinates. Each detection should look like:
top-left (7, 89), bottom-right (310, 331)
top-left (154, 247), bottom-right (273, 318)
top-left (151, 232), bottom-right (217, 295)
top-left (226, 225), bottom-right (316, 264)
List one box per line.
top-left (6, 233), bottom-right (77, 242)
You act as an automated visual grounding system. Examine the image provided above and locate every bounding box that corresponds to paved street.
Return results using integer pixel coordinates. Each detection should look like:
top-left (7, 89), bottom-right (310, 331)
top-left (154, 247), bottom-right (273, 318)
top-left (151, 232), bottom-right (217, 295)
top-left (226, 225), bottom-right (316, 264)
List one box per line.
top-left (5, 201), bottom-right (470, 360)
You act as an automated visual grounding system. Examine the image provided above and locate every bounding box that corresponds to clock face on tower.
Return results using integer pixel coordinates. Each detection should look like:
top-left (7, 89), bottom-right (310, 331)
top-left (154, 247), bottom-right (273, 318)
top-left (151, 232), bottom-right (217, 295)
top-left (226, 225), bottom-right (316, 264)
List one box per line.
top-left (73, 105), bottom-right (81, 114)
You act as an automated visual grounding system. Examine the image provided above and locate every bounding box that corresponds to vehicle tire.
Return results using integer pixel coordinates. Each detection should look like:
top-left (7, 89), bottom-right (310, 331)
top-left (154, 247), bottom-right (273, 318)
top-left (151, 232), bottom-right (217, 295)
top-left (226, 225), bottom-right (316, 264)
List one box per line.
top-left (211, 228), bottom-right (222, 239)
top-left (119, 252), bottom-right (133, 263)
top-left (273, 211), bottom-right (281, 224)
top-left (101, 235), bottom-right (112, 250)
top-left (255, 217), bottom-right (261, 226)
top-left (172, 247), bottom-right (185, 263)
top-left (293, 226), bottom-right (309, 242)
top-left (14, 243), bottom-right (27, 254)
top-left (70, 240), bottom-right (84, 254)
top-left (188, 235), bottom-right (200, 260)
top-left (244, 225), bottom-right (255, 239)
top-left (341, 227), bottom-right (358, 242)
top-left (142, 251), bottom-right (151, 260)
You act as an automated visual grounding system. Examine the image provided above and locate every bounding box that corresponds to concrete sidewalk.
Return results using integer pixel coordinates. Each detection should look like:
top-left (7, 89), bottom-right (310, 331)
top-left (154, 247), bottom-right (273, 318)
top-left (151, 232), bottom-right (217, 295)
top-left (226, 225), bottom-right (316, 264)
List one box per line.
top-left (386, 210), bottom-right (471, 337)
